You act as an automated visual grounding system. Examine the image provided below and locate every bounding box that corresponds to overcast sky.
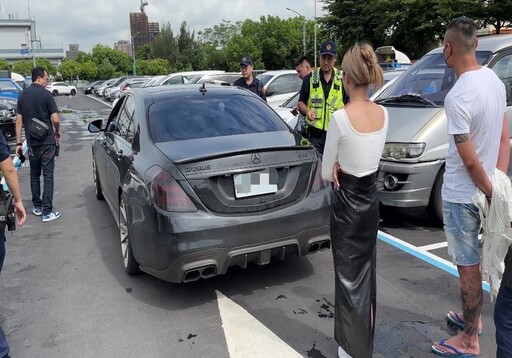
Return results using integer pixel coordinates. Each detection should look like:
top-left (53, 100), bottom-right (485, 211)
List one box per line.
top-left (0, 0), bottom-right (326, 53)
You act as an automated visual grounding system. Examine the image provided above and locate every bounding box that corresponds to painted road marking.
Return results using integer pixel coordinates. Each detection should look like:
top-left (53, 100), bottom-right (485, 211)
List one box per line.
top-left (86, 94), bottom-right (112, 108)
top-left (378, 230), bottom-right (490, 292)
top-left (418, 241), bottom-right (449, 251)
top-left (216, 290), bottom-right (302, 358)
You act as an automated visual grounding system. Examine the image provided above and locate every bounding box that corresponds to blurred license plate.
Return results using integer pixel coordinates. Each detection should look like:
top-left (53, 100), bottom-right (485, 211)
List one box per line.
top-left (234, 168), bottom-right (278, 198)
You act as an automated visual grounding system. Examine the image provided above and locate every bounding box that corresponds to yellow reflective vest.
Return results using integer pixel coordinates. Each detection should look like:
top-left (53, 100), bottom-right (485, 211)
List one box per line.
top-left (307, 68), bottom-right (344, 131)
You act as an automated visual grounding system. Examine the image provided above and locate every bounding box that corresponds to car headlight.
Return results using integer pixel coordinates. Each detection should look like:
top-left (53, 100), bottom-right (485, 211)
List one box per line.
top-left (382, 142), bottom-right (426, 160)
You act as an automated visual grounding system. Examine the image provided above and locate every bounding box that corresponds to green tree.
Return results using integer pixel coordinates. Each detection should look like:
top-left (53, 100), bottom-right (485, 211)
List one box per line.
top-left (74, 51), bottom-right (93, 63)
top-left (79, 61), bottom-right (98, 81)
top-left (151, 22), bottom-right (177, 63)
top-left (136, 44), bottom-right (153, 60)
top-left (0, 60), bottom-right (9, 71)
top-left (96, 60), bottom-right (116, 80)
top-left (59, 59), bottom-right (81, 80)
top-left (136, 58), bottom-right (171, 75)
top-left (36, 58), bottom-right (57, 76)
top-left (12, 60), bottom-right (33, 77)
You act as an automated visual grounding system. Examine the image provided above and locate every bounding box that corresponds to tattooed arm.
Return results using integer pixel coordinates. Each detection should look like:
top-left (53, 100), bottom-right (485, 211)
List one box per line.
top-left (455, 133), bottom-right (493, 198)
top-left (497, 113), bottom-right (510, 173)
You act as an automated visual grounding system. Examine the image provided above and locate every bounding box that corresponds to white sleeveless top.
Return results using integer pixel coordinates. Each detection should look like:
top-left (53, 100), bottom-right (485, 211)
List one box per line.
top-left (321, 106), bottom-right (388, 181)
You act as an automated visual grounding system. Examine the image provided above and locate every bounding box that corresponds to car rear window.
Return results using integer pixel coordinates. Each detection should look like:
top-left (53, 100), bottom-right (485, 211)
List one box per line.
top-left (148, 93), bottom-right (289, 142)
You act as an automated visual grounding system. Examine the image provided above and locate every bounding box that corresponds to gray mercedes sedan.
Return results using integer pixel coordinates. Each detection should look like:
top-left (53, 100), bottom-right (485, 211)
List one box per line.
top-left (88, 84), bottom-right (331, 283)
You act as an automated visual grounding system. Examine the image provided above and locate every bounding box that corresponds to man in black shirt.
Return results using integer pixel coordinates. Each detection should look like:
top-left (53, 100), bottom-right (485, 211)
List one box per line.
top-left (15, 67), bottom-right (61, 222)
top-left (233, 55), bottom-right (266, 101)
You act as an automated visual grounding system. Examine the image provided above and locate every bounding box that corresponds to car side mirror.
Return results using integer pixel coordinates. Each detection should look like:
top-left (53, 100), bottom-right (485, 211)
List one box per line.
top-left (266, 87), bottom-right (275, 96)
top-left (88, 119), bottom-right (103, 133)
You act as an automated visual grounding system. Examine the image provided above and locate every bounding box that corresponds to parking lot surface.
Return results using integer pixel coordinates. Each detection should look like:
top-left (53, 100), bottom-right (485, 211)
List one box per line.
top-left (0, 93), bottom-right (499, 357)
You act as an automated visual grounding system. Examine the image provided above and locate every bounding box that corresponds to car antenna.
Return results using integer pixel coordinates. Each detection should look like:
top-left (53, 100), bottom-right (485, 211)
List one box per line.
top-left (199, 83), bottom-right (207, 95)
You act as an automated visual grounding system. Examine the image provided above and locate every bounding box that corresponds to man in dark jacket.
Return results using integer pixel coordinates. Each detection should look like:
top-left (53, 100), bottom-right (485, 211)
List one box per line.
top-left (233, 55), bottom-right (266, 101)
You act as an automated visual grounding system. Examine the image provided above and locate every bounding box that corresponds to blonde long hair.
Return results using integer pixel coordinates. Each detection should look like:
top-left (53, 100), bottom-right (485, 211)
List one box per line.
top-left (341, 42), bottom-right (384, 90)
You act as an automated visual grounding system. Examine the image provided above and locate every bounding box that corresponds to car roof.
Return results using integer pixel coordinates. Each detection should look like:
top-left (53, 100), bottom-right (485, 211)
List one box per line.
top-left (258, 70), bottom-right (297, 76)
top-left (131, 83), bottom-right (255, 103)
top-left (428, 34), bottom-right (512, 55)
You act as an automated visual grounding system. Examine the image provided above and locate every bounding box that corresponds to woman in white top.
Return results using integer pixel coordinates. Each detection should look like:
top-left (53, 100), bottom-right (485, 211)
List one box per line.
top-left (321, 42), bottom-right (388, 358)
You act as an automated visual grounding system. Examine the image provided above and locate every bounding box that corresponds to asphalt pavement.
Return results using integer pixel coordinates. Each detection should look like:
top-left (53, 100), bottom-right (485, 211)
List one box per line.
top-left (0, 93), bottom-right (499, 357)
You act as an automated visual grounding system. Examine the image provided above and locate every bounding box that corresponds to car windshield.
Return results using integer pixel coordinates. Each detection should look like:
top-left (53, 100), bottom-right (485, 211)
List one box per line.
top-left (149, 93), bottom-right (289, 142)
top-left (256, 74), bottom-right (274, 86)
top-left (279, 92), bottom-right (299, 108)
top-left (375, 51), bottom-right (492, 106)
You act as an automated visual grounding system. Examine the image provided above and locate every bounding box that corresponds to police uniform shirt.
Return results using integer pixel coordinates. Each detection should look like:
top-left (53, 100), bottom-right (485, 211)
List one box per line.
top-left (298, 69), bottom-right (350, 110)
top-left (233, 77), bottom-right (266, 101)
top-left (0, 131), bottom-right (9, 163)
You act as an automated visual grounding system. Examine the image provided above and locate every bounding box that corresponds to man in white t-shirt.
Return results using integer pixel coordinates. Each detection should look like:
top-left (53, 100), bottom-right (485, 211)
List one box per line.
top-left (432, 17), bottom-right (510, 357)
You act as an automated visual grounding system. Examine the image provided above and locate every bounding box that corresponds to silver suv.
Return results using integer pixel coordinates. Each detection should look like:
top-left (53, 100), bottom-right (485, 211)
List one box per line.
top-left (374, 34), bottom-right (512, 221)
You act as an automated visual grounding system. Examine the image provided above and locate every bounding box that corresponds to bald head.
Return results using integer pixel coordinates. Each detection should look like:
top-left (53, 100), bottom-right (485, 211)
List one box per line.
top-left (444, 17), bottom-right (478, 53)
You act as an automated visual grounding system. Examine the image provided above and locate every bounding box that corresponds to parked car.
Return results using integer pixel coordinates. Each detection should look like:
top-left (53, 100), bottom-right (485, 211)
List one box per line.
top-left (84, 80), bottom-right (104, 94)
top-left (94, 78), bottom-right (118, 97)
top-left (154, 71), bottom-right (225, 86)
top-left (46, 82), bottom-right (77, 96)
top-left (104, 76), bottom-right (148, 101)
top-left (195, 72), bottom-right (241, 85)
top-left (0, 96), bottom-right (17, 140)
top-left (0, 78), bottom-right (22, 100)
top-left (273, 91), bottom-right (300, 129)
top-left (256, 70), bottom-right (303, 107)
top-left (110, 78), bottom-right (147, 101)
top-left (87, 84), bottom-right (331, 283)
top-left (374, 34), bottom-right (512, 221)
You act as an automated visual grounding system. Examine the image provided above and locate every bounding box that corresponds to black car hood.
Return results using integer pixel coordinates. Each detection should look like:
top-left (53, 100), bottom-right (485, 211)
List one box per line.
top-left (155, 130), bottom-right (307, 163)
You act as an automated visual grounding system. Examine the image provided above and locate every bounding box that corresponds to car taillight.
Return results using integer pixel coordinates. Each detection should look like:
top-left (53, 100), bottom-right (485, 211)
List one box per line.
top-left (146, 166), bottom-right (197, 212)
top-left (311, 161), bottom-right (329, 193)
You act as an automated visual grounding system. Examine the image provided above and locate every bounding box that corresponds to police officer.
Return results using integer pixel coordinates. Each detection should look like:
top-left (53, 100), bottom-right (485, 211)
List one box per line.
top-left (0, 130), bottom-right (26, 358)
top-left (298, 40), bottom-right (348, 153)
top-left (233, 55), bottom-right (266, 101)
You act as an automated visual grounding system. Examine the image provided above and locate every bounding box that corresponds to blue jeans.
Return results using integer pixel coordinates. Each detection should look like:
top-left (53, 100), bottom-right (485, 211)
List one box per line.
top-left (495, 284), bottom-right (512, 357)
top-left (29, 145), bottom-right (56, 216)
top-left (442, 201), bottom-right (481, 266)
top-left (0, 228), bottom-right (9, 357)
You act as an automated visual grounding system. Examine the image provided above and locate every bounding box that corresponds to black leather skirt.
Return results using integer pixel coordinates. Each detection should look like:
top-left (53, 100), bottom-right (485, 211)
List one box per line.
top-left (330, 171), bottom-right (378, 358)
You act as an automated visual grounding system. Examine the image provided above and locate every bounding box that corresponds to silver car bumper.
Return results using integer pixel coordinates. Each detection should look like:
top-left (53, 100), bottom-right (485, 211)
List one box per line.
top-left (377, 159), bottom-right (444, 208)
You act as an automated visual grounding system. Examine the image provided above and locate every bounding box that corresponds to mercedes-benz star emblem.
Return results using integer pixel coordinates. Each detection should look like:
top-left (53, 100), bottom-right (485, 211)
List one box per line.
top-left (251, 153), bottom-right (261, 164)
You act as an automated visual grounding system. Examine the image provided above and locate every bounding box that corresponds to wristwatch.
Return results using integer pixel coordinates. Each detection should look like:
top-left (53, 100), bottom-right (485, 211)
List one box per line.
top-left (16, 143), bottom-right (22, 146)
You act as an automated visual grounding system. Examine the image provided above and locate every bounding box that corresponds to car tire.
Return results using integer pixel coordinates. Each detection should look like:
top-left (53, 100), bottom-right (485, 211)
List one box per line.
top-left (92, 159), bottom-right (104, 200)
top-left (427, 167), bottom-right (444, 223)
top-left (70, 89), bottom-right (76, 96)
top-left (52, 90), bottom-right (59, 96)
top-left (119, 195), bottom-right (141, 275)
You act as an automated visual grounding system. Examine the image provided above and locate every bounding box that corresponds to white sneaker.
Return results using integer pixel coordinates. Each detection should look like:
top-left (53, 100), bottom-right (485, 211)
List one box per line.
top-left (338, 346), bottom-right (352, 358)
top-left (42, 210), bottom-right (61, 222)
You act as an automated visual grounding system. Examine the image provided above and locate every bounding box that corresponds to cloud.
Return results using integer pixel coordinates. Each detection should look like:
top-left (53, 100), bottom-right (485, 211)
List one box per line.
top-left (1, 0), bottom-right (324, 53)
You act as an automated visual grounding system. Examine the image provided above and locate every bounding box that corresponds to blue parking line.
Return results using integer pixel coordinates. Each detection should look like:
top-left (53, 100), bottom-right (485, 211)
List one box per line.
top-left (377, 230), bottom-right (491, 293)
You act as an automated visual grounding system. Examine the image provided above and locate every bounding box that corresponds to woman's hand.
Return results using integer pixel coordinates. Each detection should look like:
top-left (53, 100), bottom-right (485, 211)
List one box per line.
top-left (333, 162), bottom-right (340, 190)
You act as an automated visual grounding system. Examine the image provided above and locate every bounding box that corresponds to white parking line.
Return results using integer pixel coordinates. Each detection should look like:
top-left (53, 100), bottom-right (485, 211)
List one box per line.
top-left (216, 290), bottom-right (302, 358)
top-left (417, 241), bottom-right (449, 251)
top-left (86, 94), bottom-right (112, 108)
top-left (378, 230), bottom-right (490, 292)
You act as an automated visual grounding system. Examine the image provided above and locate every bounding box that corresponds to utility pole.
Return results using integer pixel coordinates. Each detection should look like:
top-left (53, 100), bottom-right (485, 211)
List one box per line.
top-left (130, 32), bottom-right (141, 75)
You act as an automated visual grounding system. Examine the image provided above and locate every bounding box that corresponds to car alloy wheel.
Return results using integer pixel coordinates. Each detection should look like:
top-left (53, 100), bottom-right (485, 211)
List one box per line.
top-left (119, 195), bottom-right (141, 275)
top-left (70, 89), bottom-right (76, 96)
top-left (52, 90), bottom-right (59, 96)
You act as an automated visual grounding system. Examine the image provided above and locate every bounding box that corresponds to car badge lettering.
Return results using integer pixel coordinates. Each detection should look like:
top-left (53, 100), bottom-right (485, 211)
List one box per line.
top-left (251, 153), bottom-right (261, 164)
top-left (185, 165), bottom-right (211, 173)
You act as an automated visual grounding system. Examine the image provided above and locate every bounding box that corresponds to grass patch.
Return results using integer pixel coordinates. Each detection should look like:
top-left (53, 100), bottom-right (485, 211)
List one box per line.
top-left (60, 109), bottom-right (74, 114)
